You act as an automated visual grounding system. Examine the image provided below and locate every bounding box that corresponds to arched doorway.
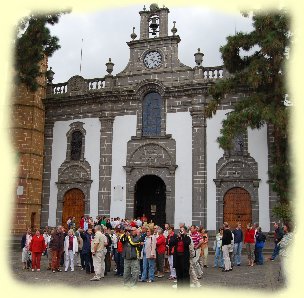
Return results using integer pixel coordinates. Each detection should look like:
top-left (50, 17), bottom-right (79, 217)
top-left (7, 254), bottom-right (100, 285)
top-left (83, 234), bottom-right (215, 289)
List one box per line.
top-left (223, 187), bottom-right (252, 235)
top-left (62, 188), bottom-right (85, 229)
top-left (135, 175), bottom-right (166, 227)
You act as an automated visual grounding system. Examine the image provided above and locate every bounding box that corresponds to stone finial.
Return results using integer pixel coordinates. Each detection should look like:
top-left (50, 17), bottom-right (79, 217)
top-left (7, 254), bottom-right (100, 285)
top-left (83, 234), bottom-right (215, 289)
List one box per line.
top-left (130, 27), bottom-right (137, 40)
top-left (106, 58), bottom-right (114, 75)
top-left (46, 67), bottom-right (55, 83)
top-left (143, 5), bottom-right (146, 11)
top-left (194, 48), bottom-right (204, 66)
top-left (171, 21), bottom-right (177, 36)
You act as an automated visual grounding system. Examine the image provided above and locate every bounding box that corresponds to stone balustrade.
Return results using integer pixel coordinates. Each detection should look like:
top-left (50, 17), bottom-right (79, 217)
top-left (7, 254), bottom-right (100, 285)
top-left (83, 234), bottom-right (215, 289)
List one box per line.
top-left (47, 77), bottom-right (105, 96)
top-left (202, 66), bottom-right (225, 79)
top-left (51, 82), bottom-right (68, 95)
top-left (87, 78), bottom-right (105, 90)
top-left (46, 67), bottom-right (226, 97)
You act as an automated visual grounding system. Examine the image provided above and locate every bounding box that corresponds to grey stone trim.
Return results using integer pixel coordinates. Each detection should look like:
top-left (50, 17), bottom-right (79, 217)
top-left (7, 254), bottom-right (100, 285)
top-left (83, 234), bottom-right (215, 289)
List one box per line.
top-left (125, 136), bottom-right (176, 226)
top-left (98, 115), bottom-right (114, 217)
top-left (135, 80), bottom-right (166, 138)
top-left (55, 183), bottom-right (91, 226)
top-left (41, 121), bottom-right (54, 227)
top-left (67, 76), bottom-right (88, 96)
top-left (58, 160), bottom-right (91, 183)
top-left (65, 121), bottom-right (86, 161)
top-left (125, 168), bottom-right (175, 226)
top-left (55, 154), bottom-right (92, 226)
top-left (191, 107), bottom-right (207, 227)
top-left (214, 154), bottom-right (260, 232)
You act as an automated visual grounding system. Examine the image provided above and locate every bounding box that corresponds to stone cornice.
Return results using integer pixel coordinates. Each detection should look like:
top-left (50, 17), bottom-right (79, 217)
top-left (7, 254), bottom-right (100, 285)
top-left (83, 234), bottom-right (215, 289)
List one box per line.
top-left (127, 35), bottom-right (181, 46)
top-left (213, 178), bottom-right (260, 188)
top-left (44, 82), bottom-right (212, 107)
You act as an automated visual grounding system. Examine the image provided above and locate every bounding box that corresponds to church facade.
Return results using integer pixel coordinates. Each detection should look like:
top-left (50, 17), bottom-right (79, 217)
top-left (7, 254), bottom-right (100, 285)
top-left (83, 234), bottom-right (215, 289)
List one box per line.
top-left (41, 4), bottom-right (278, 233)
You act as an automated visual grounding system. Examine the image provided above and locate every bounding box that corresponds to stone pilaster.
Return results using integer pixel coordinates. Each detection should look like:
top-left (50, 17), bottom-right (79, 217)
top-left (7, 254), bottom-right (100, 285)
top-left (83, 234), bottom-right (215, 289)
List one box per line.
top-left (191, 109), bottom-right (207, 227)
top-left (98, 115), bottom-right (114, 217)
top-left (139, 11), bottom-right (149, 39)
top-left (159, 8), bottom-right (169, 37)
top-left (41, 121), bottom-right (54, 227)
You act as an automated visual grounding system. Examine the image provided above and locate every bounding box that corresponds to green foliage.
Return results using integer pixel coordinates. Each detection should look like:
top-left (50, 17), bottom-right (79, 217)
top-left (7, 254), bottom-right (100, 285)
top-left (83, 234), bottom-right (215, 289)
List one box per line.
top-left (272, 202), bottom-right (293, 222)
top-left (205, 10), bottom-right (291, 202)
top-left (15, 13), bottom-right (64, 91)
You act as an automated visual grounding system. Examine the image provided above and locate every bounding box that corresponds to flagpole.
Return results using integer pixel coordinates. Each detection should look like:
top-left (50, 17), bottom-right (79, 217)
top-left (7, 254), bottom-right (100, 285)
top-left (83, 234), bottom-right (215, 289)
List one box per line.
top-left (80, 38), bottom-right (83, 74)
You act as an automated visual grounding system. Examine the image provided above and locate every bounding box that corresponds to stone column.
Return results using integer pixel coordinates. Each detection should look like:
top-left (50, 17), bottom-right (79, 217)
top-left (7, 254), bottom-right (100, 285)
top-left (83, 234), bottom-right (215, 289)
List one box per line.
top-left (41, 121), bottom-right (54, 227)
top-left (159, 8), bottom-right (169, 37)
top-left (98, 115), bottom-right (114, 217)
top-left (165, 189), bottom-right (174, 227)
top-left (126, 189), bottom-right (135, 220)
top-left (191, 109), bottom-right (207, 227)
top-left (139, 11), bottom-right (149, 39)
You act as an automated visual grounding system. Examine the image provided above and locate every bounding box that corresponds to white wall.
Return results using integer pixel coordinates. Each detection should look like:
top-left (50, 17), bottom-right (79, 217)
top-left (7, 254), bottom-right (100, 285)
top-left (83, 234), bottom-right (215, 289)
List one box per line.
top-left (206, 110), bottom-right (230, 230)
top-left (166, 112), bottom-right (192, 228)
top-left (110, 115), bottom-right (137, 218)
top-left (248, 126), bottom-right (270, 232)
top-left (48, 118), bottom-right (100, 226)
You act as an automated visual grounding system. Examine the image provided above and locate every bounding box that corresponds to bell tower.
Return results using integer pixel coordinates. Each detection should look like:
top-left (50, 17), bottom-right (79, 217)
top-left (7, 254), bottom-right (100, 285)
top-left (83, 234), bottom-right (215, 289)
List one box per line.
top-left (139, 3), bottom-right (169, 39)
top-left (118, 3), bottom-right (184, 75)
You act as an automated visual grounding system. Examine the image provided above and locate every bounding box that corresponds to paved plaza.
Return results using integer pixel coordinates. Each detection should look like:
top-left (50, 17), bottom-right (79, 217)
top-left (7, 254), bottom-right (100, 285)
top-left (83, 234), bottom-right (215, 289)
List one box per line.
top-left (9, 250), bottom-right (285, 291)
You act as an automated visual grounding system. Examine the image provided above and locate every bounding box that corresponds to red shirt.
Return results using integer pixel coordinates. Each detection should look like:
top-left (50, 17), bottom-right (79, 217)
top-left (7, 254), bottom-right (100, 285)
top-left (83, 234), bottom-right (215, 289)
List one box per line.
top-left (156, 234), bottom-right (166, 254)
top-left (29, 235), bottom-right (46, 253)
top-left (244, 229), bottom-right (255, 243)
top-left (80, 218), bottom-right (84, 229)
top-left (176, 239), bottom-right (184, 253)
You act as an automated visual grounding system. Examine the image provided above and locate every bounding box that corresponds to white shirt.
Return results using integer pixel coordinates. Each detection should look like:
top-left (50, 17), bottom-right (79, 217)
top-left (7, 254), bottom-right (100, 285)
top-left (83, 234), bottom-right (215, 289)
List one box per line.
top-left (164, 229), bottom-right (169, 238)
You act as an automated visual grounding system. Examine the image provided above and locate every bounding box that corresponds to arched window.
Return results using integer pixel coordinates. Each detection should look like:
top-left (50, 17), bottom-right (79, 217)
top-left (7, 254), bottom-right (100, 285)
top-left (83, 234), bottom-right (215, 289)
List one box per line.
top-left (70, 130), bottom-right (83, 160)
top-left (142, 92), bottom-right (162, 136)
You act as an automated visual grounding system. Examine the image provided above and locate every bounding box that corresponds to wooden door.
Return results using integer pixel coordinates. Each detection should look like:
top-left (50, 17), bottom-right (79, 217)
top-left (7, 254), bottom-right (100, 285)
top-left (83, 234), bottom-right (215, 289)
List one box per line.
top-left (223, 187), bottom-right (252, 235)
top-left (62, 188), bottom-right (85, 230)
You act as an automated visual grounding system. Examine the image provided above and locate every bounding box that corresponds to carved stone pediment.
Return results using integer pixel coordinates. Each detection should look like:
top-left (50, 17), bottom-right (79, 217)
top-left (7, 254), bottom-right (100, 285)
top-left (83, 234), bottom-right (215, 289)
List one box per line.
top-left (126, 143), bottom-right (177, 173)
top-left (58, 160), bottom-right (91, 184)
top-left (67, 75), bottom-right (88, 96)
top-left (217, 160), bottom-right (256, 179)
top-left (129, 143), bottom-right (172, 167)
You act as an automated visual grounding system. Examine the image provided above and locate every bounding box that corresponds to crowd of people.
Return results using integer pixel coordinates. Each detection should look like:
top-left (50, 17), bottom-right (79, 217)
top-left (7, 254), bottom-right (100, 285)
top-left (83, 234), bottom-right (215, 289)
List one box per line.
top-left (20, 215), bottom-right (293, 288)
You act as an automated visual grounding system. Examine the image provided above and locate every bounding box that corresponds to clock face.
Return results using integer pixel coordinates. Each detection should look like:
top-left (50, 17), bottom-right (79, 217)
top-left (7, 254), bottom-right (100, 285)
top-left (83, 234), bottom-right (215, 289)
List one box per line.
top-left (143, 51), bottom-right (162, 69)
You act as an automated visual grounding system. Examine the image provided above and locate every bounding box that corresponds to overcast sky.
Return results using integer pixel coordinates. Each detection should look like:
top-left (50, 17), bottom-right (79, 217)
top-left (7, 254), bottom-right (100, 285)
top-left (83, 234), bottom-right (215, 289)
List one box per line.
top-left (48, 3), bottom-right (253, 83)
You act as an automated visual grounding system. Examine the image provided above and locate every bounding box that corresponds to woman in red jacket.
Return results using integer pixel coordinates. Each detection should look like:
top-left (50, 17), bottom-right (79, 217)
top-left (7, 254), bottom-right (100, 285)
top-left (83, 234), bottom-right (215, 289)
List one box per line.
top-left (29, 229), bottom-right (46, 271)
top-left (156, 228), bottom-right (166, 278)
top-left (244, 223), bottom-right (256, 266)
